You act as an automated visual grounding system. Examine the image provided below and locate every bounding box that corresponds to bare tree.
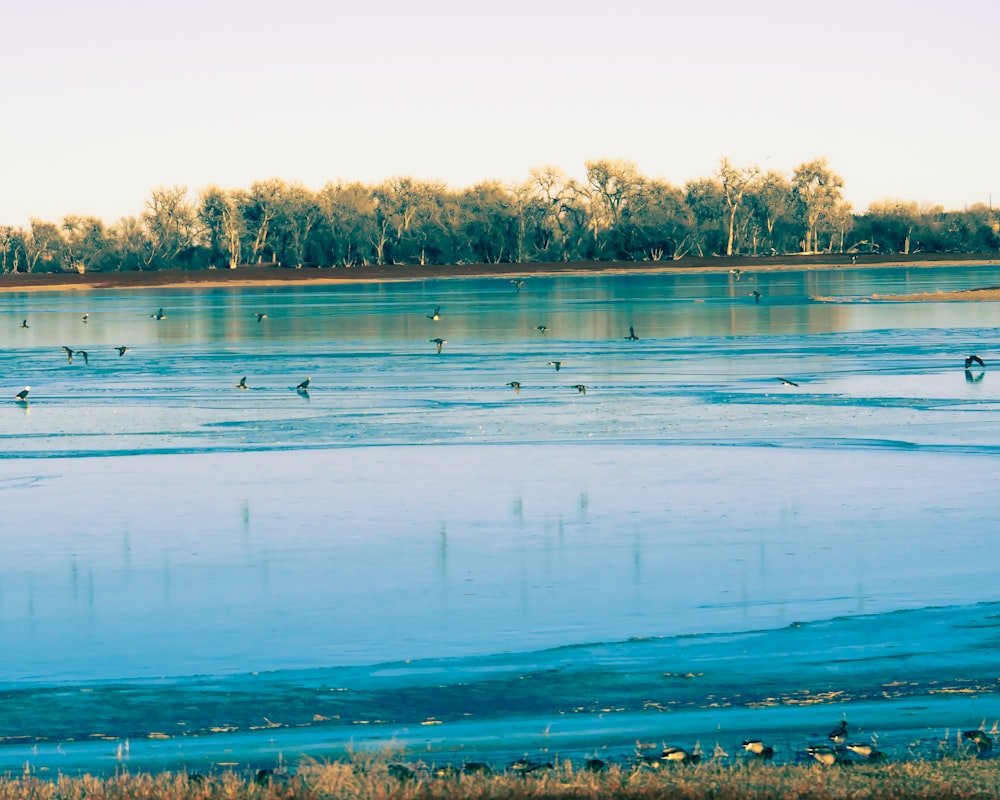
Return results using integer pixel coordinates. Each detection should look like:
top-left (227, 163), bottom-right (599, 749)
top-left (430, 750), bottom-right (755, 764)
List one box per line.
top-left (717, 158), bottom-right (760, 256)
top-left (793, 158), bottom-right (844, 253)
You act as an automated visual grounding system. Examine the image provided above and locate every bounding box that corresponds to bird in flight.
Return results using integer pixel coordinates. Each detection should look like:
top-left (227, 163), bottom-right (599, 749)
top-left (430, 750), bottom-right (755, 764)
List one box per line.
top-left (510, 279), bottom-right (525, 292)
top-left (152, 307), bottom-right (166, 320)
top-left (548, 361), bottom-right (564, 371)
top-left (76, 350), bottom-right (89, 365)
top-left (965, 354), bottom-right (985, 369)
top-left (14, 386), bottom-right (29, 402)
top-left (430, 337), bottom-right (447, 353)
top-left (625, 326), bottom-right (639, 341)
top-left (777, 377), bottom-right (799, 387)
top-left (571, 384), bottom-right (587, 394)
top-left (235, 376), bottom-right (249, 389)
top-left (61, 346), bottom-right (75, 364)
top-left (82, 313), bottom-right (90, 323)
top-left (255, 312), bottom-right (268, 323)
top-left (427, 306), bottom-right (442, 321)
top-left (296, 377), bottom-right (311, 391)
top-left (535, 325), bottom-right (548, 334)
top-left (730, 268), bottom-right (743, 281)
top-left (750, 290), bottom-right (762, 304)
top-left (115, 346), bottom-right (131, 357)
top-left (20, 319), bottom-right (28, 329)
top-left (506, 381), bottom-right (522, 394)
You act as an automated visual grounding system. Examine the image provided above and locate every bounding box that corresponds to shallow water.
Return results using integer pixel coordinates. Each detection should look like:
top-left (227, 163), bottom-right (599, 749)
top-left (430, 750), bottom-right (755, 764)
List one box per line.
top-left (2, 265), bottom-right (1000, 772)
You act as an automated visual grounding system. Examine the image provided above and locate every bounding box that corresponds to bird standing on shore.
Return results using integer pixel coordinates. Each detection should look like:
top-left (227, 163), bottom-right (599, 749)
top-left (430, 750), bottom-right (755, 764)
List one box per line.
top-left (828, 720), bottom-right (848, 746)
top-left (965, 354), bottom-right (985, 369)
top-left (741, 740), bottom-right (774, 760)
top-left (806, 745), bottom-right (840, 766)
top-left (625, 326), bottom-right (639, 341)
top-left (430, 337), bottom-right (446, 353)
top-left (660, 746), bottom-right (699, 764)
top-left (846, 742), bottom-right (884, 759)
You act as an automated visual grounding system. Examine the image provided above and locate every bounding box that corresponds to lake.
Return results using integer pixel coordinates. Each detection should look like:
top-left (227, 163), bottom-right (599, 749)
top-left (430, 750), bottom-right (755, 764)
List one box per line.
top-left (2, 264), bottom-right (1000, 772)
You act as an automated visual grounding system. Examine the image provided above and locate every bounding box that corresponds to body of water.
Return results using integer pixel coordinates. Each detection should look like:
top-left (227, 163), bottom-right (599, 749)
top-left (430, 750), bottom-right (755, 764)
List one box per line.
top-left (1, 264), bottom-right (999, 772)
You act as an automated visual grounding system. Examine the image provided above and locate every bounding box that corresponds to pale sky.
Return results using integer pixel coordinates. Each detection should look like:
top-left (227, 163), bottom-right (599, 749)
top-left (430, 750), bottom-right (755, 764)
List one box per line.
top-left (2, 0), bottom-right (997, 228)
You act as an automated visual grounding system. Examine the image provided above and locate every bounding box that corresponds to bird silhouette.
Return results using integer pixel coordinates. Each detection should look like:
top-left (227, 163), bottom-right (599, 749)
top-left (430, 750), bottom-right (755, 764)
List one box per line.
top-left (750, 290), bottom-right (762, 304)
top-left (152, 307), bottom-right (166, 320)
top-left (625, 326), bottom-right (639, 341)
top-left (235, 376), bottom-right (249, 390)
top-left (506, 381), bottom-right (521, 394)
top-left (14, 386), bottom-right (29, 402)
top-left (255, 312), bottom-right (268, 323)
top-left (777, 377), bottom-right (799, 387)
top-left (296, 377), bottom-right (311, 391)
top-left (965, 354), bottom-right (985, 369)
top-left (82, 313), bottom-right (90, 323)
top-left (571, 384), bottom-right (587, 394)
top-left (20, 319), bottom-right (28, 329)
top-left (430, 337), bottom-right (446, 353)
top-left (535, 325), bottom-right (548, 334)
top-left (548, 361), bottom-right (563, 371)
top-left (115, 346), bottom-right (131, 357)
top-left (76, 350), bottom-right (89, 365)
top-left (427, 306), bottom-right (442, 321)
top-left (61, 346), bottom-right (75, 364)
top-left (730, 268), bottom-right (743, 281)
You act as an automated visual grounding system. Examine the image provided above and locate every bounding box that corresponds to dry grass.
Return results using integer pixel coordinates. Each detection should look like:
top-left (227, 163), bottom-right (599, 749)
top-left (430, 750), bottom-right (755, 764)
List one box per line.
top-left (3, 753), bottom-right (1000, 800)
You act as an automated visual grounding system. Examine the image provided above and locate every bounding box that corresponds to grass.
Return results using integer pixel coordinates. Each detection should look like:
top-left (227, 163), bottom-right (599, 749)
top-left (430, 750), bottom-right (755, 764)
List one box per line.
top-left (3, 752), bottom-right (1000, 800)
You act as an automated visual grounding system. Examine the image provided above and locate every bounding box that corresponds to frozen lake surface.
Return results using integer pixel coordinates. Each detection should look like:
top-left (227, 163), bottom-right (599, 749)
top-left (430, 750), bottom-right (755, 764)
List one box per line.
top-left (2, 265), bottom-right (1000, 772)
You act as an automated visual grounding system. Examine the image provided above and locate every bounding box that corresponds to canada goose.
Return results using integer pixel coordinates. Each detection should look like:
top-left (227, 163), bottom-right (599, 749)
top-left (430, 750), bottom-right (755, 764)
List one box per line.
top-left (741, 740), bottom-right (774, 759)
top-left (506, 381), bottom-right (522, 394)
top-left (571, 384), bottom-right (587, 394)
top-left (548, 361), bottom-right (563, 371)
top-left (296, 377), bottom-right (311, 391)
top-left (82, 313), bottom-right (89, 323)
top-left (750, 290), bottom-right (762, 304)
top-left (14, 386), bottom-right (29, 402)
top-left (845, 742), bottom-right (884, 759)
top-left (115, 346), bottom-right (131, 357)
top-left (661, 746), bottom-right (699, 764)
top-left (20, 319), bottom-right (28, 329)
top-left (430, 337), bottom-right (447, 353)
top-left (62, 346), bottom-right (75, 363)
top-left (965, 354), bottom-right (985, 369)
top-left (510, 279), bottom-right (525, 292)
top-left (806, 745), bottom-right (840, 766)
top-left (152, 308), bottom-right (166, 320)
top-left (535, 325), bottom-right (548, 334)
top-left (730, 268), bottom-right (743, 281)
top-left (778, 377), bottom-right (799, 387)
top-left (828, 720), bottom-right (848, 745)
top-left (963, 730), bottom-right (993, 751)
top-left (235, 376), bottom-right (249, 390)
top-left (427, 306), bottom-right (442, 321)
top-left (255, 312), bottom-right (268, 323)
top-left (625, 326), bottom-right (639, 341)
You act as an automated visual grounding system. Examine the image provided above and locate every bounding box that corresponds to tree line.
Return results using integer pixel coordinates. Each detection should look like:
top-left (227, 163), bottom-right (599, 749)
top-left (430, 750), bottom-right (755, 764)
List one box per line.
top-left (1, 157), bottom-right (997, 274)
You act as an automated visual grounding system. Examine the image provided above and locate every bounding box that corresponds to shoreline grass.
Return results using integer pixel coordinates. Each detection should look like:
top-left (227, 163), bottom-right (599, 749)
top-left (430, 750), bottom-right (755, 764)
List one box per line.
top-left (5, 754), bottom-right (1000, 800)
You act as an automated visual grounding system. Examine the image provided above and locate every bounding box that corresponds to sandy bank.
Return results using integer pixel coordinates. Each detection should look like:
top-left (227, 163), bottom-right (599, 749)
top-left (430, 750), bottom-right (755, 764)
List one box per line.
top-left (1, 253), bottom-right (998, 294)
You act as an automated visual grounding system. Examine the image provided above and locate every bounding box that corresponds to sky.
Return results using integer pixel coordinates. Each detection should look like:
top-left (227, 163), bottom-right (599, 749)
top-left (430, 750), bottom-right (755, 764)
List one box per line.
top-left (2, 0), bottom-right (998, 228)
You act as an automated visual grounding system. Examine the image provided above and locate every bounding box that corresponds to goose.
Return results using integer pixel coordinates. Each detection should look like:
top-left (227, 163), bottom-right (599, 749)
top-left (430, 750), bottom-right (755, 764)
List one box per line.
top-left (548, 361), bottom-right (563, 371)
top-left (255, 312), bottom-right (268, 323)
top-left (235, 376), bottom-right (249, 390)
top-left (778, 377), bottom-right (799, 387)
top-left (625, 326), bottom-right (639, 341)
top-left (828, 720), bottom-right (848, 745)
top-left (430, 337), bottom-right (447, 353)
top-left (741, 739), bottom-right (774, 759)
top-left (14, 386), bottom-right (29, 402)
top-left (750, 290), bottom-right (762, 304)
top-left (571, 384), bottom-right (587, 394)
top-left (427, 306), bottom-right (442, 321)
top-left (115, 346), bottom-right (131, 357)
top-left (965, 354), bottom-right (985, 369)
top-left (806, 745), bottom-right (840, 766)
top-left (535, 325), bottom-right (548, 334)
top-left (152, 307), bottom-right (166, 320)
top-left (963, 730), bottom-right (993, 751)
top-left (506, 381), bottom-right (522, 394)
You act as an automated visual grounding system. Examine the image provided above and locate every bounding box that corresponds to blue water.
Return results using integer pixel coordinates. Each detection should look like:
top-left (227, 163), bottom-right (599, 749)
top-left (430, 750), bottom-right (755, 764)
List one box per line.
top-left (2, 265), bottom-right (1000, 772)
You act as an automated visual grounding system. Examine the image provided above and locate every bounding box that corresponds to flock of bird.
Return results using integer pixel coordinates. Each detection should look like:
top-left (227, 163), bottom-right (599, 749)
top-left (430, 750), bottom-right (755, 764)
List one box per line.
top-left (378, 719), bottom-right (995, 779)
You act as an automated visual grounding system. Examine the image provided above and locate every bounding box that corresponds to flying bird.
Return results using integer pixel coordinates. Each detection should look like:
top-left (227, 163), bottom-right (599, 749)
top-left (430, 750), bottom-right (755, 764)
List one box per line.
top-left (965, 354), bottom-right (985, 369)
top-left (152, 308), bottom-right (166, 320)
top-left (115, 346), bottom-right (131, 357)
top-left (61, 346), bottom-right (75, 364)
top-left (82, 313), bottom-right (90, 323)
top-left (535, 325), bottom-right (548, 334)
top-left (548, 361), bottom-right (564, 371)
top-left (730, 268), bottom-right (743, 281)
top-left (427, 306), bottom-right (442, 321)
top-left (571, 384), bottom-right (587, 394)
top-left (510, 279), bottom-right (525, 292)
top-left (750, 290), bottom-right (762, 304)
top-left (76, 350), bottom-right (89, 365)
top-left (296, 377), bottom-right (311, 391)
top-left (14, 386), bottom-right (29, 402)
top-left (777, 377), bottom-right (799, 387)
top-left (506, 381), bottom-right (521, 394)
top-left (255, 313), bottom-right (268, 323)
top-left (235, 376), bottom-right (249, 390)
top-left (430, 337), bottom-right (446, 353)
top-left (625, 326), bottom-right (639, 341)
top-left (20, 319), bottom-right (28, 329)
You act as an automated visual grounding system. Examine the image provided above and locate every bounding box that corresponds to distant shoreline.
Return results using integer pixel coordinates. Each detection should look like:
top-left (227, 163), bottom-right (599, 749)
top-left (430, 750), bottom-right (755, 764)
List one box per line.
top-left (0, 253), bottom-right (998, 294)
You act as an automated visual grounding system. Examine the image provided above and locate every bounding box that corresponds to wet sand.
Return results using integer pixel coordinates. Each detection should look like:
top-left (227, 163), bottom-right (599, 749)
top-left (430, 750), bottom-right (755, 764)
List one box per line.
top-left (2, 253), bottom-right (998, 294)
